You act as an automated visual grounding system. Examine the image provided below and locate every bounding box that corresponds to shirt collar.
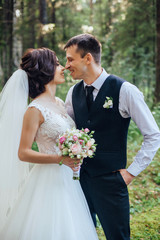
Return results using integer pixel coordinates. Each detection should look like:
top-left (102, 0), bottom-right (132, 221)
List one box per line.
top-left (83, 68), bottom-right (110, 90)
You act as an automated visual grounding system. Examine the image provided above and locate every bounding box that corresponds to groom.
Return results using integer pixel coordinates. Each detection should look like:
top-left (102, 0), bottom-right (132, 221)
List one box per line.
top-left (64, 34), bottom-right (160, 240)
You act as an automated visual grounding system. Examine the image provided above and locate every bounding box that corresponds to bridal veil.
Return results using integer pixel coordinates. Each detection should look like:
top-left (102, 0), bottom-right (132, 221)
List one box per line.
top-left (0, 69), bottom-right (30, 231)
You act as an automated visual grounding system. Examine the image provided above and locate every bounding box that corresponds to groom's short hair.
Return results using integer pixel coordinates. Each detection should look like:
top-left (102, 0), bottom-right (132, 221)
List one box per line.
top-left (64, 34), bottom-right (101, 65)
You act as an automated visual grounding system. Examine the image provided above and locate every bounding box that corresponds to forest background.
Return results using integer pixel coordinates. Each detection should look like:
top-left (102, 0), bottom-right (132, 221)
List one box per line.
top-left (0, 0), bottom-right (160, 239)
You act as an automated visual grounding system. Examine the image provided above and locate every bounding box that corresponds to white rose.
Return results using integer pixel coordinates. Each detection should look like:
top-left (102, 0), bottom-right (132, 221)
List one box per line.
top-left (90, 138), bottom-right (95, 145)
top-left (108, 100), bottom-right (112, 106)
top-left (62, 148), bottom-right (69, 155)
top-left (88, 150), bottom-right (93, 156)
top-left (103, 102), bottom-right (108, 108)
top-left (82, 153), bottom-right (88, 158)
top-left (77, 133), bottom-right (81, 137)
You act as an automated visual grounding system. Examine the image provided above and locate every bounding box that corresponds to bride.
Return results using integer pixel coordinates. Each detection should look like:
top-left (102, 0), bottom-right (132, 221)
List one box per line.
top-left (0, 48), bottom-right (98, 239)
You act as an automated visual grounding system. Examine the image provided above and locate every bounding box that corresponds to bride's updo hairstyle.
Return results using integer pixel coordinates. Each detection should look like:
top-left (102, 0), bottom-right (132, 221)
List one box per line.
top-left (20, 48), bottom-right (57, 98)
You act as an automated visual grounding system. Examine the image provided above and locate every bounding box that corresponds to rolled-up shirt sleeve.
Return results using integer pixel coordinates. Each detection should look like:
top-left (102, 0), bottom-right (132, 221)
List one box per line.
top-left (119, 82), bottom-right (160, 176)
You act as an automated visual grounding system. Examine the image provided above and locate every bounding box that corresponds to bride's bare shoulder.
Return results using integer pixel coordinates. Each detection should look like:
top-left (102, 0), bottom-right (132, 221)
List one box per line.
top-left (24, 103), bottom-right (44, 125)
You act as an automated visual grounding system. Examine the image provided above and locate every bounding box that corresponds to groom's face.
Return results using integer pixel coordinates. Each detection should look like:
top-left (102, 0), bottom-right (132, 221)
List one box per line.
top-left (65, 45), bottom-right (88, 80)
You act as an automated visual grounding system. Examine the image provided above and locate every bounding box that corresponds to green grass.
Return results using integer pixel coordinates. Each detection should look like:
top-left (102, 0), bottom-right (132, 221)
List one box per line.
top-left (129, 148), bottom-right (160, 239)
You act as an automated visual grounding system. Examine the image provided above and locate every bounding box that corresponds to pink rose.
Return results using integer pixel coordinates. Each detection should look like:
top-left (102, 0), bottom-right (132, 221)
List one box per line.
top-left (59, 136), bottom-right (66, 144)
top-left (71, 144), bottom-right (82, 155)
top-left (86, 141), bottom-right (92, 149)
top-left (73, 135), bottom-right (78, 141)
top-left (79, 139), bottom-right (84, 145)
top-left (84, 128), bottom-right (89, 133)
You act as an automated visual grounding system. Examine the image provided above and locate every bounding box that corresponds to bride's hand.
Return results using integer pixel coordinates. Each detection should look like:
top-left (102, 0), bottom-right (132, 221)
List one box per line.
top-left (60, 156), bottom-right (82, 171)
top-left (71, 158), bottom-right (84, 172)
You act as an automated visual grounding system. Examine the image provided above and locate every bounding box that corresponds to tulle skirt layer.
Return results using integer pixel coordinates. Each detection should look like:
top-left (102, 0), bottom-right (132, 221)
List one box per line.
top-left (0, 164), bottom-right (98, 240)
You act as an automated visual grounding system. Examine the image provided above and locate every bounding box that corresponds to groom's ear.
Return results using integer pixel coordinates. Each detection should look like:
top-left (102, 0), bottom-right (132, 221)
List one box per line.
top-left (84, 53), bottom-right (93, 65)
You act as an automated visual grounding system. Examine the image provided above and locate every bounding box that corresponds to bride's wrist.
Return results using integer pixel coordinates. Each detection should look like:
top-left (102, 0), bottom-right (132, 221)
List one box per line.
top-left (53, 155), bottom-right (64, 165)
top-left (58, 156), bottom-right (65, 165)
top-left (48, 154), bottom-right (61, 164)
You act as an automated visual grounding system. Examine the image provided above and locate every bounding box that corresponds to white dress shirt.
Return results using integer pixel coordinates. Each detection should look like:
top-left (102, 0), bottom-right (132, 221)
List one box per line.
top-left (65, 69), bottom-right (160, 176)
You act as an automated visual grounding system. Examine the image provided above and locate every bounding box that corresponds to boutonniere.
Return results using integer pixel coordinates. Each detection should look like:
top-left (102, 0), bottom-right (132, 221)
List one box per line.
top-left (103, 96), bottom-right (113, 109)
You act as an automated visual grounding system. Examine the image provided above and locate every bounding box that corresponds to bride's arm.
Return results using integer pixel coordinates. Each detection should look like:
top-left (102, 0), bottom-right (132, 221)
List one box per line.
top-left (18, 107), bottom-right (80, 169)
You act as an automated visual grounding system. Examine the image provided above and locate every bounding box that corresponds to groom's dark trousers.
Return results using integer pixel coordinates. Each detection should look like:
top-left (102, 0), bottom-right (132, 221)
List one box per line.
top-left (72, 75), bottom-right (131, 240)
top-left (80, 170), bottom-right (130, 240)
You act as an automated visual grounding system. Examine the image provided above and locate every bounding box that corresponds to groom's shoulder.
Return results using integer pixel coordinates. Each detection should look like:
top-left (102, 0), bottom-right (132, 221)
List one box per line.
top-left (108, 75), bottom-right (143, 97)
top-left (107, 74), bottom-right (127, 89)
top-left (108, 74), bottom-right (126, 83)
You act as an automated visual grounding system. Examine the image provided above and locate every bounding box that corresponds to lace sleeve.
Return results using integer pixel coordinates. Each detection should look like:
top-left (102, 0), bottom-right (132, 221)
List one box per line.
top-left (28, 101), bottom-right (47, 121)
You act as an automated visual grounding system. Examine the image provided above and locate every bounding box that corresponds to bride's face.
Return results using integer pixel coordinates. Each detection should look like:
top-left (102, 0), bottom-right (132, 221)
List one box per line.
top-left (53, 60), bottom-right (65, 85)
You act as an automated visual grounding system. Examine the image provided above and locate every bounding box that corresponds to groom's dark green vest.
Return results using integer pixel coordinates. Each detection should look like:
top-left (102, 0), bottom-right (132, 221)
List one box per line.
top-left (72, 75), bottom-right (131, 177)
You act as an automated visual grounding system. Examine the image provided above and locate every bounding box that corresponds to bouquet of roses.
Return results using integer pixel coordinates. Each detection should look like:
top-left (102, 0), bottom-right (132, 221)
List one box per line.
top-left (58, 127), bottom-right (97, 180)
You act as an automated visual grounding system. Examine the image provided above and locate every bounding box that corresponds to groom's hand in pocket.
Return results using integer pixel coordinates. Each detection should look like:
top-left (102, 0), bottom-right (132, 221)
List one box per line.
top-left (119, 169), bottom-right (135, 185)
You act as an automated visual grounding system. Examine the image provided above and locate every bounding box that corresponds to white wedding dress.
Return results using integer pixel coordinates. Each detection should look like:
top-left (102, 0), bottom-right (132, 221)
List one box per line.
top-left (0, 97), bottom-right (98, 240)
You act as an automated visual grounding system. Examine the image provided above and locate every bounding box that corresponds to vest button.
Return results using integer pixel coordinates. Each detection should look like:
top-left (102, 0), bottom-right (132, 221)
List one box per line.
top-left (87, 120), bottom-right (91, 124)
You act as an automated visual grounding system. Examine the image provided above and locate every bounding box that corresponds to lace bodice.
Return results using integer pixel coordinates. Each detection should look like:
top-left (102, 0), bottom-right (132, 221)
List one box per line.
top-left (28, 97), bottom-right (75, 155)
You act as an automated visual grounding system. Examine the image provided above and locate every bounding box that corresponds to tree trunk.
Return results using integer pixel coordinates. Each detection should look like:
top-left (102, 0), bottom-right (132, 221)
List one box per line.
top-left (13, 0), bottom-right (23, 68)
top-left (155, 0), bottom-right (160, 102)
top-left (132, 9), bottom-right (138, 86)
top-left (28, 0), bottom-right (36, 48)
top-left (39, 0), bottom-right (47, 47)
top-left (106, 0), bottom-right (112, 33)
top-left (90, 0), bottom-right (93, 25)
top-left (0, 0), bottom-right (4, 84)
top-left (39, 0), bottom-right (47, 24)
top-left (51, 0), bottom-right (56, 47)
top-left (3, 0), bottom-right (14, 83)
